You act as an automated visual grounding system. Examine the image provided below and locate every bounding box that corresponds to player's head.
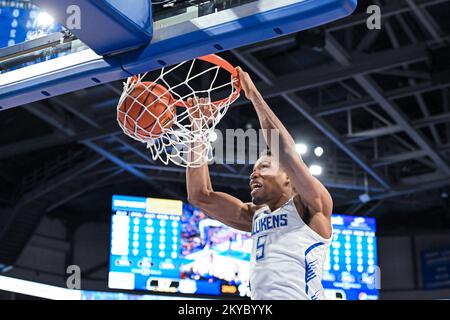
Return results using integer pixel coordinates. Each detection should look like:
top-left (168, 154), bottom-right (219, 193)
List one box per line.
top-left (249, 150), bottom-right (293, 206)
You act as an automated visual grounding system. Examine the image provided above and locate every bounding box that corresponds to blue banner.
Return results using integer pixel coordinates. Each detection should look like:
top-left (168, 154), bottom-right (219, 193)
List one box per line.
top-left (421, 248), bottom-right (450, 289)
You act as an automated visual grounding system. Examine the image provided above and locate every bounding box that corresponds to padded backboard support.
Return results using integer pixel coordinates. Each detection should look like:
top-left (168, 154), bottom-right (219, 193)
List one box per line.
top-left (0, 0), bottom-right (357, 111)
top-left (32, 0), bottom-right (153, 55)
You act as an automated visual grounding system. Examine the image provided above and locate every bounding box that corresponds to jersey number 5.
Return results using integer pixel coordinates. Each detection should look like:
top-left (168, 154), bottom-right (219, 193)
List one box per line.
top-left (256, 235), bottom-right (268, 261)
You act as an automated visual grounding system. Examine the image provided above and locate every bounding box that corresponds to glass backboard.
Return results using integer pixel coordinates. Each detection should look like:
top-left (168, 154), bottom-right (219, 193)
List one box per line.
top-left (0, 0), bottom-right (357, 111)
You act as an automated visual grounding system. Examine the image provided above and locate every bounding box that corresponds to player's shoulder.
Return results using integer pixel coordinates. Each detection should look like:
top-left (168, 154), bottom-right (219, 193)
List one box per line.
top-left (293, 193), bottom-right (331, 219)
top-left (294, 189), bottom-right (333, 218)
top-left (245, 202), bottom-right (265, 215)
top-left (293, 194), bottom-right (333, 238)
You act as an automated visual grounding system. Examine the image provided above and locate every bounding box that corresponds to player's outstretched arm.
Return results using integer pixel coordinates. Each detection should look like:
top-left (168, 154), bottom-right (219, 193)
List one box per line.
top-left (236, 68), bottom-right (333, 219)
top-left (186, 97), bottom-right (254, 232)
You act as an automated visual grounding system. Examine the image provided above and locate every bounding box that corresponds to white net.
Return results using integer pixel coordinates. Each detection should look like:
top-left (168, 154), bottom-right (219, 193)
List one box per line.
top-left (117, 55), bottom-right (240, 167)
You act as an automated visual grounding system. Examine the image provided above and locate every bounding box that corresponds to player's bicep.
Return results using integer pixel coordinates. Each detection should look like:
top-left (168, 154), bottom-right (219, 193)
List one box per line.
top-left (190, 191), bottom-right (254, 232)
top-left (281, 153), bottom-right (333, 216)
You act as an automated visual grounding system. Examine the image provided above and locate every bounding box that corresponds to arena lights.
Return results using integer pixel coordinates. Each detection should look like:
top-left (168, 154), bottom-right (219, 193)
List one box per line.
top-left (210, 131), bottom-right (218, 142)
top-left (295, 143), bottom-right (308, 155)
top-left (0, 275), bottom-right (202, 300)
top-left (309, 164), bottom-right (322, 176)
top-left (296, 143), bottom-right (324, 158)
top-left (36, 12), bottom-right (54, 27)
top-left (295, 143), bottom-right (325, 176)
top-left (0, 275), bottom-right (80, 300)
top-left (314, 146), bottom-right (324, 157)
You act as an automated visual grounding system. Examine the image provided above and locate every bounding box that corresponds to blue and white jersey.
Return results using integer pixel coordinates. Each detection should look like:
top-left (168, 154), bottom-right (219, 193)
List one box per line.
top-left (250, 197), bottom-right (332, 300)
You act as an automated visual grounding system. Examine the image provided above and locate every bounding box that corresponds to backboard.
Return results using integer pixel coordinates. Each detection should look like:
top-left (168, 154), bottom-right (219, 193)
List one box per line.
top-left (0, 0), bottom-right (357, 111)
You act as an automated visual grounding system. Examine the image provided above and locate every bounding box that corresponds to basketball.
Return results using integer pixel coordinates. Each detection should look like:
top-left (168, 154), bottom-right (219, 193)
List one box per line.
top-left (118, 81), bottom-right (176, 139)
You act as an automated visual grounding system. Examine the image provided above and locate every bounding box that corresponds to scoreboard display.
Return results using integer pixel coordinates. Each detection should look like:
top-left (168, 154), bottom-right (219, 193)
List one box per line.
top-left (0, 1), bottom-right (63, 73)
top-left (0, 2), bottom-right (61, 48)
top-left (109, 196), bottom-right (184, 289)
top-left (109, 195), bottom-right (252, 297)
top-left (323, 215), bottom-right (379, 300)
top-left (108, 195), bottom-right (378, 299)
top-left (0, 3), bottom-right (35, 48)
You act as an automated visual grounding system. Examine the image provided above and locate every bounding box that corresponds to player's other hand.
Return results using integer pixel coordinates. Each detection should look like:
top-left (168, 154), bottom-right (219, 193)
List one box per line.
top-left (236, 67), bottom-right (259, 100)
top-left (187, 96), bottom-right (219, 130)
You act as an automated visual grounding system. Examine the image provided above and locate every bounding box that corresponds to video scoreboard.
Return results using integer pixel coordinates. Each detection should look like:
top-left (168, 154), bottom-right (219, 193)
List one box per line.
top-left (109, 195), bottom-right (379, 299)
top-left (109, 196), bottom-right (184, 291)
top-left (323, 214), bottom-right (379, 300)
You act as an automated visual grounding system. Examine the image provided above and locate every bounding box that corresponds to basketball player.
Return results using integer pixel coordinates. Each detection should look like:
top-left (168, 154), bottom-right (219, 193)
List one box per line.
top-left (186, 67), bottom-right (333, 300)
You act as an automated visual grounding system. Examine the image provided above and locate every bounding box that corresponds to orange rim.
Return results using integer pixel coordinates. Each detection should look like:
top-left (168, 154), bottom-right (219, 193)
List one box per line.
top-left (130, 54), bottom-right (241, 109)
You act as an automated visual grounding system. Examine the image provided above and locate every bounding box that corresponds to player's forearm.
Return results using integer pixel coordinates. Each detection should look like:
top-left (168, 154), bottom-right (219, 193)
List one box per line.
top-left (250, 91), bottom-right (297, 157)
top-left (186, 138), bottom-right (213, 202)
top-left (187, 164), bottom-right (212, 197)
top-left (186, 166), bottom-right (252, 232)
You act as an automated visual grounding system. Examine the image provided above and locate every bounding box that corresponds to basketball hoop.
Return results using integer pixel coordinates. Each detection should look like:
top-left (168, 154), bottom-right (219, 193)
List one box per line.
top-left (117, 54), bottom-right (241, 167)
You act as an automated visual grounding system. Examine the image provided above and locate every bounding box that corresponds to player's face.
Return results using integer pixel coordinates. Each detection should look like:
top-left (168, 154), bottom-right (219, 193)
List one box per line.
top-left (249, 155), bottom-right (289, 205)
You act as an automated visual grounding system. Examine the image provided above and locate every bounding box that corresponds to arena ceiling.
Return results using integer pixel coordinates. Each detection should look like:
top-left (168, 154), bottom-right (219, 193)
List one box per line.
top-left (0, 0), bottom-right (449, 263)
